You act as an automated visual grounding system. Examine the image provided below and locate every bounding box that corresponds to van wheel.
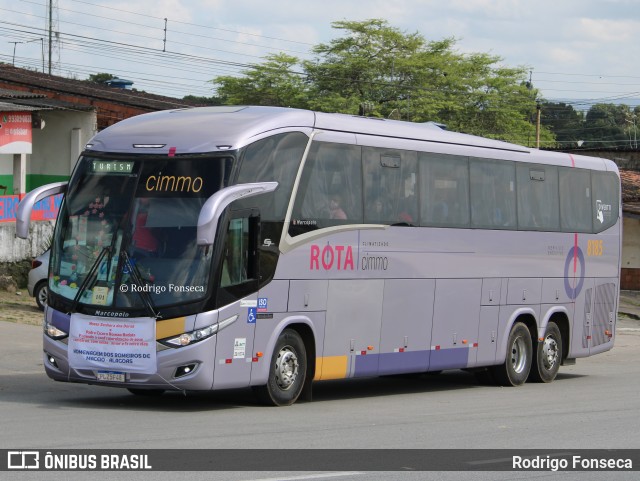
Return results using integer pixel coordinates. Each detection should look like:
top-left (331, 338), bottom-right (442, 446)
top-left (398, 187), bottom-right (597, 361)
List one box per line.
top-left (529, 321), bottom-right (562, 383)
top-left (254, 329), bottom-right (306, 406)
top-left (491, 322), bottom-right (532, 386)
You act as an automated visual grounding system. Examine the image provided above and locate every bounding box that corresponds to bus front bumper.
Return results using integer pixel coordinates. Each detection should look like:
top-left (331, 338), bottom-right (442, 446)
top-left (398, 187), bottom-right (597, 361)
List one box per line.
top-left (43, 334), bottom-right (217, 391)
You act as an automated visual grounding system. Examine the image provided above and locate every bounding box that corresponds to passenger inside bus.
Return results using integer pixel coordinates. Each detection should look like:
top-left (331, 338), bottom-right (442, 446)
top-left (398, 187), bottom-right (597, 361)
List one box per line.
top-left (369, 195), bottom-right (391, 223)
top-left (131, 202), bottom-right (159, 258)
top-left (329, 192), bottom-right (347, 220)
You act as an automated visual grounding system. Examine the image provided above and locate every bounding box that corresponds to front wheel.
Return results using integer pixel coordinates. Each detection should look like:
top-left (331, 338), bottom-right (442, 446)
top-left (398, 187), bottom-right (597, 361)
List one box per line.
top-left (529, 321), bottom-right (562, 383)
top-left (253, 329), bottom-right (307, 406)
top-left (491, 322), bottom-right (532, 386)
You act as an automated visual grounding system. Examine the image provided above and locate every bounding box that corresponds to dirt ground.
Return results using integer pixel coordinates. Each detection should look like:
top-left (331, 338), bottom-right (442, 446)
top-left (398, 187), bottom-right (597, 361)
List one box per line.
top-left (0, 290), bottom-right (43, 326)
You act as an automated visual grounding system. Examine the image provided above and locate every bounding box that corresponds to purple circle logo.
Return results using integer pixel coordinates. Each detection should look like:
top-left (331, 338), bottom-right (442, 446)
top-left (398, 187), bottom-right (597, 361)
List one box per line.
top-left (564, 246), bottom-right (585, 300)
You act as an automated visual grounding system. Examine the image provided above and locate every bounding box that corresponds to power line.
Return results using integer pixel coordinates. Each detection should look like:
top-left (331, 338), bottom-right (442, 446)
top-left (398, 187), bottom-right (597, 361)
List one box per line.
top-left (536, 70), bottom-right (640, 81)
top-left (2, 9), bottom-right (639, 107)
top-left (20, 0), bottom-right (313, 57)
top-left (4, 5), bottom-right (292, 63)
top-left (67, 0), bottom-right (315, 47)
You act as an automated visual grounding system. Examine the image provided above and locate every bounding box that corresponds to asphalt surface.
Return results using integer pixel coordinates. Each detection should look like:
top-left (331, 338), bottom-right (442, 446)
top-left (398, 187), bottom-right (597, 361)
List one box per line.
top-left (1, 289), bottom-right (639, 481)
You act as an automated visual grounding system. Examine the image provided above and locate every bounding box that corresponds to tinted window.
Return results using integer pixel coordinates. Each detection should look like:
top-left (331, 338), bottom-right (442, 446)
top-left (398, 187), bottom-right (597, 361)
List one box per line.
top-left (592, 171), bottom-right (620, 233)
top-left (363, 147), bottom-right (418, 225)
top-left (419, 153), bottom-right (470, 227)
top-left (517, 164), bottom-right (559, 231)
top-left (470, 159), bottom-right (516, 229)
top-left (237, 132), bottom-right (308, 221)
top-left (289, 142), bottom-right (363, 236)
top-left (559, 168), bottom-right (592, 233)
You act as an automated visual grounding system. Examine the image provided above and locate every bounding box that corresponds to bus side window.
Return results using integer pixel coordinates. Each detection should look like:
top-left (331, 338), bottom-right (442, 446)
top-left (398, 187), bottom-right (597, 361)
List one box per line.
top-left (219, 216), bottom-right (258, 294)
top-left (363, 147), bottom-right (418, 225)
top-left (592, 171), bottom-right (620, 233)
top-left (559, 167), bottom-right (592, 233)
top-left (517, 164), bottom-right (559, 231)
top-left (236, 132), bottom-right (308, 221)
top-left (470, 159), bottom-right (516, 229)
top-left (289, 142), bottom-right (363, 235)
top-left (419, 152), bottom-right (470, 228)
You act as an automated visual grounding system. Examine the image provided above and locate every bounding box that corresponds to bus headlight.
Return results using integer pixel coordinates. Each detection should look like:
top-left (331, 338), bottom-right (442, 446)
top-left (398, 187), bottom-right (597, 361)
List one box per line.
top-left (160, 324), bottom-right (219, 348)
top-left (44, 321), bottom-right (68, 340)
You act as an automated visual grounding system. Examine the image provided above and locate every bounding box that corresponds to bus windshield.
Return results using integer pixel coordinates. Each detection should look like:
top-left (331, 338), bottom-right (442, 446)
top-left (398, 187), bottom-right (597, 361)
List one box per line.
top-left (50, 154), bottom-right (234, 312)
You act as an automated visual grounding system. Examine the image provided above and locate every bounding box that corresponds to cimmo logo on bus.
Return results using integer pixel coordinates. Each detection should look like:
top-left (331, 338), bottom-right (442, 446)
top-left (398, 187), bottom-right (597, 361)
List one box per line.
top-left (145, 174), bottom-right (203, 193)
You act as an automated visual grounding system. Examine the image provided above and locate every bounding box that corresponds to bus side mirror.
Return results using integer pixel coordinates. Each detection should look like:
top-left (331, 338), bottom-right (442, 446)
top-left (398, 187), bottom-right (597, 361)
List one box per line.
top-left (16, 182), bottom-right (68, 239)
top-left (197, 182), bottom-right (277, 246)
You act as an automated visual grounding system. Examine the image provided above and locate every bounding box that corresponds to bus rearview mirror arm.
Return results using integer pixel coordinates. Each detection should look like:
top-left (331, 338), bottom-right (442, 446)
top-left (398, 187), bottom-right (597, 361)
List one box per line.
top-left (16, 182), bottom-right (68, 239)
top-left (197, 182), bottom-right (278, 246)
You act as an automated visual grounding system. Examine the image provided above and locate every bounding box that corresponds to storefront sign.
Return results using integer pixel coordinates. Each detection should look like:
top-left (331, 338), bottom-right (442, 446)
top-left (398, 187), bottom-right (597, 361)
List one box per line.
top-left (0, 112), bottom-right (32, 154)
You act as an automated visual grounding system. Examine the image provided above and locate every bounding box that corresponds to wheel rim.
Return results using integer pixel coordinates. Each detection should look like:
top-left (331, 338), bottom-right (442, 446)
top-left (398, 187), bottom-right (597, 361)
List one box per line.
top-left (542, 335), bottom-right (559, 370)
top-left (38, 286), bottom-right (48, 306)
top-left (274, 346), bottom-right (299, 391)
top-left (510, 335), bottom-right (527, 374)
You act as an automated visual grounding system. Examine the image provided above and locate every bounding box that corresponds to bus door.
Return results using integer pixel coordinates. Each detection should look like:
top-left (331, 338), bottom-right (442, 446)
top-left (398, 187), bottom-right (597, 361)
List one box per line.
top-left (212, 214), bottom-right (260, 390)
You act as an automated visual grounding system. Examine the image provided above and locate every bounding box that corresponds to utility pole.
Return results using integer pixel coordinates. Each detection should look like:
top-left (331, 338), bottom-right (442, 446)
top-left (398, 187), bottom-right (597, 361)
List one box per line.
top-left (535, 102), bottom-right (541, 149)
top-left (9, 41), bottom-right (23, 65)
top-left (48, 0), bottom-right (53, 74)
top-left (163, 18), bottom-right (167, 52)
top-left (45, 0), bottom-right (60, 74)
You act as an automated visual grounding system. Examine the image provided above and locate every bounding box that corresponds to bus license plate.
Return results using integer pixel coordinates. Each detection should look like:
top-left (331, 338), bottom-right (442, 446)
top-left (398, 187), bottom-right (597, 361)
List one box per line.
top-left (96, 371), bottom-right (125, 382)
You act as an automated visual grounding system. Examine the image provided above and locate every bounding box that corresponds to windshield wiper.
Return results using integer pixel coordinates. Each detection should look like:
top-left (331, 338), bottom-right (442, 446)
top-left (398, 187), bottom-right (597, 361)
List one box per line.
top-left (121, 250), bottom-right (161, 319)
top-left (70, 246), bottom-right (110, 313)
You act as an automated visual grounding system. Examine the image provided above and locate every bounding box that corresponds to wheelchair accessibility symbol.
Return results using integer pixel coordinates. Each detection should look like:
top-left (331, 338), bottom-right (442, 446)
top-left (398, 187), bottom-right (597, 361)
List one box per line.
top-left (247, 307), bottom-right (257, 324)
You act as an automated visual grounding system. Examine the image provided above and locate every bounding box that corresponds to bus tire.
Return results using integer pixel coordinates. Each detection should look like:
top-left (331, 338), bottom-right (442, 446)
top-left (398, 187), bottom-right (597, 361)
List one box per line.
top-left (254, 329), bottom-right (307, 406)
top-left (528, 321), bottom-right (562, 383)
top-left (491, 322), bottom-right (532, 386)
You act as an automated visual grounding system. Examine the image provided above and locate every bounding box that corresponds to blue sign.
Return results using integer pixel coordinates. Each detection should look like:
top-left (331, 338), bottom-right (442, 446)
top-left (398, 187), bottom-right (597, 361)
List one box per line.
top-left (247, 307), bottom-right (257, 324)
top-left (257, 298), bottom-right (268, 312)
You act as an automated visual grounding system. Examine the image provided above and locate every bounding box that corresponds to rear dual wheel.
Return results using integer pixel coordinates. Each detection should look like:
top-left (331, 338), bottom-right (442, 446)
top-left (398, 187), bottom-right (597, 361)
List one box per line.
top-left (529, 321), bottom-right (562, 383)
top-left (491, 322), bottom-right (532, 386)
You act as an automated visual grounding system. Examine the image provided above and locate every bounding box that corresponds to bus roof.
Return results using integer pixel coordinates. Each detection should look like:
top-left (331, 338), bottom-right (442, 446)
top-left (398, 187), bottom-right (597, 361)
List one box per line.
top-left (85, 106), bottom-right (617, 173)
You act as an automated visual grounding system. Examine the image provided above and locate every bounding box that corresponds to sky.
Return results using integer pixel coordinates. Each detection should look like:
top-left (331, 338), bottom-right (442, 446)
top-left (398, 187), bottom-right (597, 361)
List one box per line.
top-left (1, 0), bottom-right (639, 110)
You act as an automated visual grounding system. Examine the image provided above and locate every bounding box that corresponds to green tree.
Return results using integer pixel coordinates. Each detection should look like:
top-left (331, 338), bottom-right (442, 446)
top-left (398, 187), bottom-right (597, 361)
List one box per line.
top-left (540, 102), bottom-right (585, 147)
top-left (212, 19), bottom-right (553, 144)
top-left (87, 72), bottom-right (117, 84)
top-left (212, 53), bottom-right (309, 108)
top-left (581, 103), bottom-right (633, 148)
top-left (182, 95), bottom-right (224, 106)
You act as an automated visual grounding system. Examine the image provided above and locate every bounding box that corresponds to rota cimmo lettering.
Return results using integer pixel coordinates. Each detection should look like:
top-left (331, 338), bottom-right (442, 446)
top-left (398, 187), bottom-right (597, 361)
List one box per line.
top-left (310, 244), bottom-right (354, 270)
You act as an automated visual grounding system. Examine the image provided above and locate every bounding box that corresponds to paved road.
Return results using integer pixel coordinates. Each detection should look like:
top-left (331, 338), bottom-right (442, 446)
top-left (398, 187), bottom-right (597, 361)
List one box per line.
top-left (1, 320), bottom-right (639, 480)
